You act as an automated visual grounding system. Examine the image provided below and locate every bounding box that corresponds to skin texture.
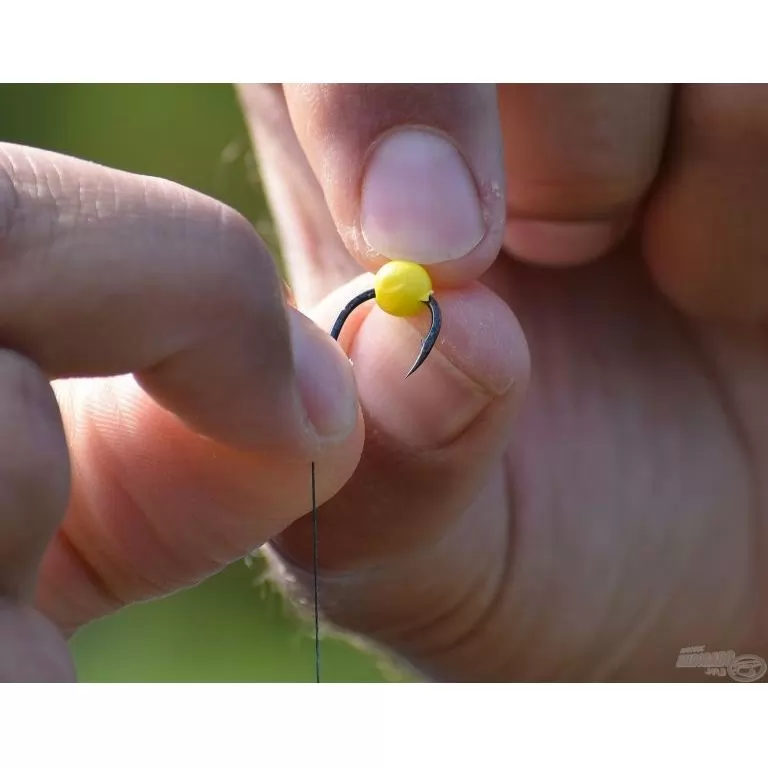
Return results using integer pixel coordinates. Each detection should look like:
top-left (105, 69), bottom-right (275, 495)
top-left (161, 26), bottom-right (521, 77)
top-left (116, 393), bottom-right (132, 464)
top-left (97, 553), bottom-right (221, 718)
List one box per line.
top-left (2, 84), bottom-right (768, 681)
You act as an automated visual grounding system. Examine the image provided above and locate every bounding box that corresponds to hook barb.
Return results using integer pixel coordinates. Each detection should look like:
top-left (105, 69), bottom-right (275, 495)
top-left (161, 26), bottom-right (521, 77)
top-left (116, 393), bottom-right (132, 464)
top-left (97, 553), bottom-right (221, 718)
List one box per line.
top-left (405, 295), bottom-right (441, 378)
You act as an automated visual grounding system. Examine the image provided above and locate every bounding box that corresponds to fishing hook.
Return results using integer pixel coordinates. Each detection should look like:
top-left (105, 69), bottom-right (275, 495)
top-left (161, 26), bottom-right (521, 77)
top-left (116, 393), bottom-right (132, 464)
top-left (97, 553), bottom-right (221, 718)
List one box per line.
top-left (329, 290), bottom-right (442, 377)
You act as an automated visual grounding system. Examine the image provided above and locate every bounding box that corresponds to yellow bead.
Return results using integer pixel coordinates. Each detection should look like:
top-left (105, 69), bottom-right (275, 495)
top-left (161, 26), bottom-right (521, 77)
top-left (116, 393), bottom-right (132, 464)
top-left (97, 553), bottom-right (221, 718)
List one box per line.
top-left (373, 261), bottom-right (433, 318)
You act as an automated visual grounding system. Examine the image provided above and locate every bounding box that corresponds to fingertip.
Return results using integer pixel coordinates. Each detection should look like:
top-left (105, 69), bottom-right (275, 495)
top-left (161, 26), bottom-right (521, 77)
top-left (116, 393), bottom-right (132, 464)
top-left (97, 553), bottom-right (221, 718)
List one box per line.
top-left (503, 216), bottom-right (632, 267)
top-left (496, 84), bottom-right (670, 269)
top-left (288, 307), bottom-right (361, 447)
top-left (347, 282), bottom-right (529, 449)
top-left (283, 84), bottom-right (507, 287)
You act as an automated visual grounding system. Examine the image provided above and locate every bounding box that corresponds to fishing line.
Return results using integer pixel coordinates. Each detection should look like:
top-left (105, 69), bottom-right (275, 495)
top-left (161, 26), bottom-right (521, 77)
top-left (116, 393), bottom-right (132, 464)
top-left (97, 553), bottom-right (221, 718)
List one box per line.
top-left (310, 260), bottom-right (442, 682)
top-left (311, 460), bottom-right (320, 683)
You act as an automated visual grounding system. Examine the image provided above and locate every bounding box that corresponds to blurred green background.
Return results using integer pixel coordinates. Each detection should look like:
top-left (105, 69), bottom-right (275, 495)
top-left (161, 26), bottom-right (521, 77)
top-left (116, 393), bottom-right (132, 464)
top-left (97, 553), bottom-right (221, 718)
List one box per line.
top-left (0, 84), bottom-right (395, 682)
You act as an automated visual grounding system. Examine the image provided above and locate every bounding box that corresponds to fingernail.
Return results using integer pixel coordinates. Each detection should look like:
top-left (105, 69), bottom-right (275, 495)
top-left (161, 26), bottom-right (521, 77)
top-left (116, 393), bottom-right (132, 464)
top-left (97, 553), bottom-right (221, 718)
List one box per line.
top-left (504, 218), bottom-right (628, 265)
top-left (361, 129), bottom-right (485, 264)
top-left (289, 311), bottom-right (358, 442)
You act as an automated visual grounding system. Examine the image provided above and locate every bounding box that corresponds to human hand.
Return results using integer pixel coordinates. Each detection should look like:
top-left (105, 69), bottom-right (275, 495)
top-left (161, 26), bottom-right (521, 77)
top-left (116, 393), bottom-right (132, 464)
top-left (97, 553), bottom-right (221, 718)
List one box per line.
top-left (0, 141), bottom-right (366, 681)
top-left (238, 84), bottom-right (768, 680)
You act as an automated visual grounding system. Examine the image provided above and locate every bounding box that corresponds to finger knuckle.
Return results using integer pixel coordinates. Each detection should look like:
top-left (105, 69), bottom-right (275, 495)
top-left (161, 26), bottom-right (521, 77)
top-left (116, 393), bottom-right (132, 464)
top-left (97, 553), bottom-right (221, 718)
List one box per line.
top-left (189, 194), bottom-right (283, 320)
top-left (0, 144), bottom-right (77, 261)
top-left (0, 147), bottom-right (21, 244)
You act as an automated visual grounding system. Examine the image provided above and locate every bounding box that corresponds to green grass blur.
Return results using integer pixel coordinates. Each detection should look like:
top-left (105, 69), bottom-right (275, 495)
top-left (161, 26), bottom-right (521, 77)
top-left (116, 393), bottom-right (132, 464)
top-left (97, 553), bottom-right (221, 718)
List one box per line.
top-left (0, 84), bottom-right (392, 682)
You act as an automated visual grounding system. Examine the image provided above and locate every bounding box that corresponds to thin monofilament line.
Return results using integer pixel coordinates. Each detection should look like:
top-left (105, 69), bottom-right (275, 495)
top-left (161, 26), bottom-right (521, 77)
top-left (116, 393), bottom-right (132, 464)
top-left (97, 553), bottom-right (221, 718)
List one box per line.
top-left (311, 460), bottom-right (320, 683)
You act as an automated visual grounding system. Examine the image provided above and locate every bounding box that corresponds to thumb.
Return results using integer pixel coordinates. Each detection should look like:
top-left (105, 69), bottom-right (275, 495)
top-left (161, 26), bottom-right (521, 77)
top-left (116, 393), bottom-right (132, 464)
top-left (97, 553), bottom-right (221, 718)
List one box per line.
top-left (281, 84), bottom-right (506, 287)
top-left (271, 272), bottom-right (529, 573)
top-left (239, 83), bottom-right (506, 308)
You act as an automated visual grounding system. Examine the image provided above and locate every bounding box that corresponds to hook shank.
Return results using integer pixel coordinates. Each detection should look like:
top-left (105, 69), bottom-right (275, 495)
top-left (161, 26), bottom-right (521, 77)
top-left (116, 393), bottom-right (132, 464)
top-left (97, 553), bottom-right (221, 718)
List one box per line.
top-left (329, 288), bottom-right (376, 341)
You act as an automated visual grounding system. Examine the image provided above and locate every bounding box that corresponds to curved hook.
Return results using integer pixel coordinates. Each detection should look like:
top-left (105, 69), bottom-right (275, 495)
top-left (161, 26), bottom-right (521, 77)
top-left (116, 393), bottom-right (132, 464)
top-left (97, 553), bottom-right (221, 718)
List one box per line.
top-left (329, 287), bottom-right (442, 378)
top-left (405, 295), bottom-right (441, 378)
top-left (329, 288), bottom-right (376, 342)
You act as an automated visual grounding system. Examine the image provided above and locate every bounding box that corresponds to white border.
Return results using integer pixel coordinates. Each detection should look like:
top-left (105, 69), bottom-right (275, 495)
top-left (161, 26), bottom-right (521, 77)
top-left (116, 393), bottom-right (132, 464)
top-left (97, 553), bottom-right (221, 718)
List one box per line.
top-left (1, 0), bottom-right (767, 81)
top-left (4, 683), bottom-right (763, 765)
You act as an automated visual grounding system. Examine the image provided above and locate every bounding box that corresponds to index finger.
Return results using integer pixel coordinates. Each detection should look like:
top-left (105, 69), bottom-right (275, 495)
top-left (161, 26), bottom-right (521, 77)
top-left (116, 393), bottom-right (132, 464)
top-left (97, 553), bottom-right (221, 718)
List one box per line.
top-left (0, 142), bottom-right (358, 455)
